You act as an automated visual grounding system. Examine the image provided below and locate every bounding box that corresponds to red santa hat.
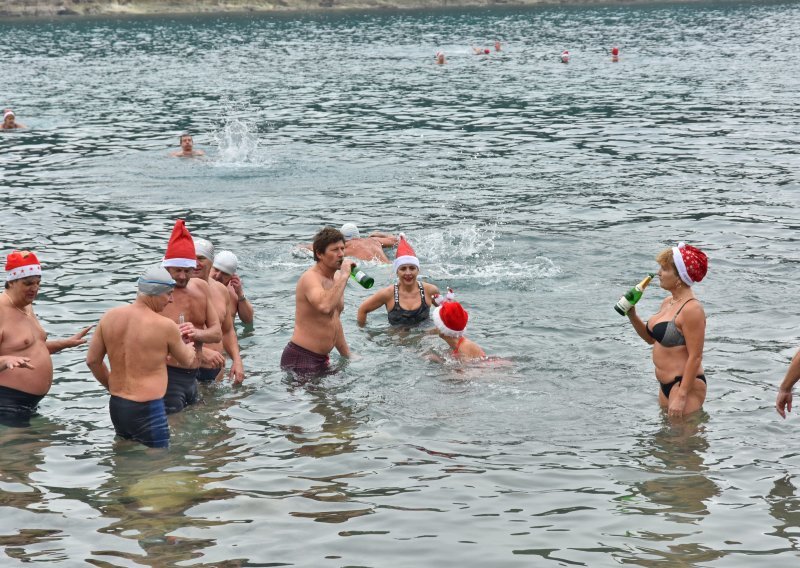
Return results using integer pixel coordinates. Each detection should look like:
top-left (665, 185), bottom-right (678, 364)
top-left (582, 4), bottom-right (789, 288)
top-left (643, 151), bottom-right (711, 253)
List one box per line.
top-left (611, 46), bottom-right (619, 56)
top-left (672, 242), bottom-right (708, 286)
top-left (393, 234), bottom-right (420, 272)
top-left (161, 219), bottom-right (197, 269)
top-left (432, 301), bottom-right (469, 337)
top-left (5, 250), bottom-right (42, 282)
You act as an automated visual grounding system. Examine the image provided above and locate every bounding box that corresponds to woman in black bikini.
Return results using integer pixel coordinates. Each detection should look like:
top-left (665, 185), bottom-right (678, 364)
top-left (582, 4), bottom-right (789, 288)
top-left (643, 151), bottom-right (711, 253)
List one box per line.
top-left (356, 235), bottom-right (440, 328)
top-left (626, 243), bottom-right (709, 417)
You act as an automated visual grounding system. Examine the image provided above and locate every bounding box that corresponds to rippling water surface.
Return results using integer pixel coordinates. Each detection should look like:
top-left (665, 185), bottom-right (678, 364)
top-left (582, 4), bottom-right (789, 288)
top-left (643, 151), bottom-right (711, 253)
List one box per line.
top-left (2, 2), bottom-right (800, 566)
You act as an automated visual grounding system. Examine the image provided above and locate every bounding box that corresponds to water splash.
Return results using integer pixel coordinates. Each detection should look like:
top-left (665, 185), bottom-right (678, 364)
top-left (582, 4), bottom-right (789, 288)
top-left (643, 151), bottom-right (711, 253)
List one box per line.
top-left (210, 116), bottom-right (265, 166)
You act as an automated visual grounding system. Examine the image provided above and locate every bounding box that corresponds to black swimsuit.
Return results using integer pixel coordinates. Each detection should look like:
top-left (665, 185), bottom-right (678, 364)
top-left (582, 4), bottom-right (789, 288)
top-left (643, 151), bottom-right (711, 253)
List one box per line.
top-left (387, 283), bottom-right (430, 326)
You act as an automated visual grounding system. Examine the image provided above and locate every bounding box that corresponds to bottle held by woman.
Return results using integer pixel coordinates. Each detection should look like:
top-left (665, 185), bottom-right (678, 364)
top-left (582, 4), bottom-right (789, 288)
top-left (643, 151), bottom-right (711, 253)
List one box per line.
top-left (623, 243), bottom-right (709, 418)
top-left (614, 273), bottom-right (655, 315)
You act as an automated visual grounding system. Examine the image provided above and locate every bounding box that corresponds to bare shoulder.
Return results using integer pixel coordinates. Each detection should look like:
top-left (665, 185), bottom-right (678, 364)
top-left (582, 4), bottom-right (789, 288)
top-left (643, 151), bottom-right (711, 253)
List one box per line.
top-left (209, 278), bottom-right (229, 297)
top-left (422, 282), bottom-right (440, 295)
top-left (189, 277), bottom-right (212, 297)
top-left (682, 298), bottom-right (706, 319)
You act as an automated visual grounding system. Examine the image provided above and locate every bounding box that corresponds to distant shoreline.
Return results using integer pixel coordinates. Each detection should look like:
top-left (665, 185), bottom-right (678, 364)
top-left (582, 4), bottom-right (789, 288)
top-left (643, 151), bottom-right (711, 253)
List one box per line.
top-left (0, 0), bottom-right (765, 21)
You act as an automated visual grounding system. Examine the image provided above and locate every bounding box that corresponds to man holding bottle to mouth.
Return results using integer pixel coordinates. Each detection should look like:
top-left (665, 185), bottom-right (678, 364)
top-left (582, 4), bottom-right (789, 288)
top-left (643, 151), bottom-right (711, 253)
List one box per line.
top-left (281, 227), bottom-right (355, 377)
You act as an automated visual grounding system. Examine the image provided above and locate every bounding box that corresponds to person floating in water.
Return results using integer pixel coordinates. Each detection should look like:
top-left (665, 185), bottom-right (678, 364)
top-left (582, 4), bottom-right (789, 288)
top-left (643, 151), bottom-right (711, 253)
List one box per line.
top-left (560, 50), bottom-right (570, 63)
top-left (494, 40), bottom-right (502, 52)
top-left (611, 46), bottom-right (620, 62)
top-left (300, 223), bottom-right (397, 263)
top-left (472, 47), bottom-right (490, 55)
top-left (357, 234), bottom-right (440, 328)
top-left (171, 133), bottom-right (205, 157)
top-left (2, 109), bottom-right (25, 130)
top-left (433, 300), bottom-right (485, 361)
top-left (435, 51), bottom-right (446, 65)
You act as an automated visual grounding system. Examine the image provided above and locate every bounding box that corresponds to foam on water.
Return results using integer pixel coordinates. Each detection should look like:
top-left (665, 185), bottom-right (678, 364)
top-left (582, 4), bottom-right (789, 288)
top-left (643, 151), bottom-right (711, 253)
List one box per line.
top-left (209, 114), bottom-right (266, 167)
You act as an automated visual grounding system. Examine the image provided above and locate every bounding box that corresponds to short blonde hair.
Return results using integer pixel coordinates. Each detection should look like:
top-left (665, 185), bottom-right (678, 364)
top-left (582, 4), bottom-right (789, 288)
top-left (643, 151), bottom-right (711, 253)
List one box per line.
top-left (656, 248), bottom-right (676, 272)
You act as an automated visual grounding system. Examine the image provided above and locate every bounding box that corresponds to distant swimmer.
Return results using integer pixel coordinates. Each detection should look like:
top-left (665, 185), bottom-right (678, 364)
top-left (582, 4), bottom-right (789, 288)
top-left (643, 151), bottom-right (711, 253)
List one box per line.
top-left (158, 220), bottom-right (222, 413)
top-left (611, 46), bottom-right (620, 62)
top-left (432, 300), bottom-right (486, 361)
top-left (300, 223), bottom-right (397, 263)
top-left (473, 47), bottom-right (491, 55)
top-left (192, 239), bottom-right (245, 384)
top-left (170, 133), bottom-right (205, 157)
top-left (494, 40), bottom-right (502, 52)
top-left (0, 250), bottom-right (91, 427)
top-left (210, 250), bottom-right (254, 326)
top-left (2, 109), bottom-right (25, 130)
top-left (435, 51), bottom-right (447, 65)
top-left (281, 227), bottom-right (354, 376)
top-left (86, 266), bottom-right (201, 448)
top-left (561, 50), bottom-right (570, 64)
top-left (357, 234), bottom-right (440, 327)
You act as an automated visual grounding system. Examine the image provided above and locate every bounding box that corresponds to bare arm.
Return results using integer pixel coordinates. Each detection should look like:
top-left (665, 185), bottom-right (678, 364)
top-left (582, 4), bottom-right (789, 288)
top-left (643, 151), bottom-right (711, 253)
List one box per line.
top-left (777, 349), bottom-right (800, 418)
top-left (229, 276), bottom-right (254, 325)
top-left (85, 322), bottom-right (110, 389)
top-left (167, 323), bottom-right (201, 368)
top-left (189, 290), bottom-right (222, 344)
top-left (303, 260), bottom-right (354, 316)
top-left (369, 233), bottom-right (398, 248)
top-left (48, 325), bottom-right (93, 354)
top-left (626, 307), bottom-right (655, 345)
top-left (221, 294), bottom-right (244, 384)
top-left (357, 287), bottom-right (392, 327)
top-left (333, 314), bottom-right (350, 358)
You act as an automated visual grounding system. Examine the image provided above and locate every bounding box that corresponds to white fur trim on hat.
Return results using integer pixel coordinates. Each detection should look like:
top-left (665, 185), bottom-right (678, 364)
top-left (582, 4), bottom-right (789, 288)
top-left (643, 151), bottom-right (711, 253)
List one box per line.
top-left (161, 257), bottom-right (197, 269)
top-left (6, 265), bottom-right (41, 282)
top-left (672, 242), bottom-right (693, 286)
top-left (393, 255), bottom-right (420, 272)
top-left (432, 305), bottom-right (466, 338)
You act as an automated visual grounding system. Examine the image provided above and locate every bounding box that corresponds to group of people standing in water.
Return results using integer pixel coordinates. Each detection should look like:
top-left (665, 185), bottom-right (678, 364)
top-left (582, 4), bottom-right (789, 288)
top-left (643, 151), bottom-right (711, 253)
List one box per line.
top-left (2, 224), bottom-right (800, 448)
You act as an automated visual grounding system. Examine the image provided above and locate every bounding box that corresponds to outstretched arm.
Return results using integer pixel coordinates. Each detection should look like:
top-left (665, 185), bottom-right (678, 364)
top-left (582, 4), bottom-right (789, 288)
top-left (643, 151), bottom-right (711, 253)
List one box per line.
top-left (49, 325), bottom-right (93, 354)
top-left (369, 232), bottom-right (398, 248)
top-left (357, 287), bottom-right (391, 327)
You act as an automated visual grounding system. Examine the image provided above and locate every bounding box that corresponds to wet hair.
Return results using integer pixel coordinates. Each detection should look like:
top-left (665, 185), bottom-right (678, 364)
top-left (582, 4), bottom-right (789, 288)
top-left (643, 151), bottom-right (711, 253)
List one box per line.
top-left (656, 248), bottom-right (677, 272)
top-left (312, 227), bottom-right (345, 262)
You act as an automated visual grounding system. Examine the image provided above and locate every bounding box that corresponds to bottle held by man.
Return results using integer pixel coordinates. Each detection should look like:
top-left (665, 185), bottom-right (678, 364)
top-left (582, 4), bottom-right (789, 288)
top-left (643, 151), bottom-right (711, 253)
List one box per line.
top-left (614, 274), bottom-right (654, 315)
top-left (350, 265), bottom-right (374, 289)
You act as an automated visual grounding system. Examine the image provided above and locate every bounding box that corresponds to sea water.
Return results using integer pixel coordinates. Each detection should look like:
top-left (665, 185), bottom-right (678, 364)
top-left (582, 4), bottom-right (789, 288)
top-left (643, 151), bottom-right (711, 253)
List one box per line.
top-left (1, 2), bottom-right (800, 565)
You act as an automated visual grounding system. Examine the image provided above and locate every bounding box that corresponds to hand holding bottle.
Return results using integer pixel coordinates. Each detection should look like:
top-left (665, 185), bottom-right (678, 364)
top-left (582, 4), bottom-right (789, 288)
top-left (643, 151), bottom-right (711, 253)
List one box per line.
top-left (350, 264), bottom-right (374, 289)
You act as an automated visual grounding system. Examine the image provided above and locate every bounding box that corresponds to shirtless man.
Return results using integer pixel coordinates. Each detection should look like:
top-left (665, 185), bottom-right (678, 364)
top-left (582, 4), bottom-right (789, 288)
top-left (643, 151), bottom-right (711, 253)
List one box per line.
top-left (159, 220), bottom-right (221, 413)
top-left (170, 133), bottom-right (205, 157)
top-left (192, 239), bottom-right (245, 384)
top-left (86, 266), bottom-right (200, 448)
top-left (340, 223), bottom-right (397, 263)
top-left (209, 250), bottom-right (254, 326)
top-left (2, 109), bottom-right (26, 130)
top-left (0, 250), bottom-right (91, 426)
top-left (281, 227), bottom-right (355, 376)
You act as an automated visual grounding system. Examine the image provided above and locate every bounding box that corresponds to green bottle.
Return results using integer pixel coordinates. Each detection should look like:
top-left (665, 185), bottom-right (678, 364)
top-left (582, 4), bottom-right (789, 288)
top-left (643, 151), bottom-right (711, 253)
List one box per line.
top-left (614, 273), bottom-right (654, 316)
top-left (350, 265), bottom-right (374, 289)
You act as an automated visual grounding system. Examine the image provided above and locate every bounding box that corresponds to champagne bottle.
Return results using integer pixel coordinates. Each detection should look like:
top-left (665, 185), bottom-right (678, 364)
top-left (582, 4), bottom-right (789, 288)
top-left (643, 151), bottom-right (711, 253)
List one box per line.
top-left (614, 273), bottom-right (654, 316)
top-left (350, 265), bottom-right (374, 289)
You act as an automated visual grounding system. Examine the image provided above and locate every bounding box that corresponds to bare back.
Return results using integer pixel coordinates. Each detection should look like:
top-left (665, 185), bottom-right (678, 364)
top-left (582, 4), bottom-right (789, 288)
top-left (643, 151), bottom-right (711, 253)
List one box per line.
top-left (96, 304), bottom-right (184, 401)
top-left (345, 238), bottom-right (390, 263)
top-left (0, 305), bottom-right (53, 396)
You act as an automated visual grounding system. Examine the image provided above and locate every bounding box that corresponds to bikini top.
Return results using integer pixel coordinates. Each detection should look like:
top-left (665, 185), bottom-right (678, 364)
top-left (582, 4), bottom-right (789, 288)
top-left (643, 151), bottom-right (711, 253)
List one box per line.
top-left (387, 283), bottom-right (430, 326)
top-left (646, 298), bottom-right (696, 347)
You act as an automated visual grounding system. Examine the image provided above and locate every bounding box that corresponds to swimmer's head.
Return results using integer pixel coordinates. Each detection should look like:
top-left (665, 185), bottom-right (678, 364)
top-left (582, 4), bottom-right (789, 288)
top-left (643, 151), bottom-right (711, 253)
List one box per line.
top-left (340, 223), bottom-right (360, 241)
top-left (432, 300), bottom-right (469, 338)
top-left (212, 250), bottom-right (238, 276)
top-left (312, 227), bottom-right (345, 263)
top-left (138, 265), bottom-right (176, 297)
top-left (4, 110), bottom-right (15, 119)
top-left (5, 250), bottom-right (41, 290)
top-left (194, 238), bottom-right (215, 261)
top-left (179, 134), bottom-right (194, 150)
top-left (484, 49), bottom-right (490, 54)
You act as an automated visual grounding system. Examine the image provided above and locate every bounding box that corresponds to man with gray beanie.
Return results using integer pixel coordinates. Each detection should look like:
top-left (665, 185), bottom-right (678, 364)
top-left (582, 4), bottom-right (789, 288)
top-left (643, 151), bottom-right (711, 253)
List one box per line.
top-left (86, 265), bottom-right (201, 448)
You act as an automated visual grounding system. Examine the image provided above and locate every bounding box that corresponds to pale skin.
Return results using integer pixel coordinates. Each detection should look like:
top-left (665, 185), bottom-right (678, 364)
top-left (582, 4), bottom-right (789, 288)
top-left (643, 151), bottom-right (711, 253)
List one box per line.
top-left (85, 292), bottom-right (200, 402)
top-left (0, 276), bottom-right (91, 396)
top-left (160, 267), bottom-right (222, 368)
top-left (210, 268), bottom-right (254, 325)
top-left (627, 261), bottom-right (706, 418)
top-left (775, 352), bottom-right (800, 419)
top-left (2, 113), bottom-right (26, 129)
top-left (289, 240), bottom-right (354, 357)
top-left (301, 232), bottom-right (397, 263)
top-left (170, 135), bottom-right (205, 157)
top-left (194, 255), bottom-right (245, 383)
top-left (439, 333), bottom-right (486, 361)
top-left (357, 264), bottom-right (439, 326)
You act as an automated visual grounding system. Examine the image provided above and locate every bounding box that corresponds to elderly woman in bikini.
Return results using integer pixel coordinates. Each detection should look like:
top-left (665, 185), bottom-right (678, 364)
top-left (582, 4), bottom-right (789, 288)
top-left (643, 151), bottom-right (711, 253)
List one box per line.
top-left (625, 243), bottom-right (709, 418)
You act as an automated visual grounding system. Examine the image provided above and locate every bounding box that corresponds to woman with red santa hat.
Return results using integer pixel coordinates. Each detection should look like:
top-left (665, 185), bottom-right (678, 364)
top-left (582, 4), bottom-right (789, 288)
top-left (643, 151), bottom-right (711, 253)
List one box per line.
top-left (625, 243), bottom-right (709, 418)
top-left (357, 235), bottom-right (440, 328)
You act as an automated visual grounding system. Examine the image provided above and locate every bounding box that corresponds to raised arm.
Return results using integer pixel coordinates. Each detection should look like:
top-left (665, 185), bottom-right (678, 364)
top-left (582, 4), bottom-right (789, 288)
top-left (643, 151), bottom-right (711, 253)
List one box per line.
top-left (357, 287), bottom-right (392, 327)
top-left (229, 275), bottom-right (254, 325)
top-left (85, 322), bottom-right (110, 388)
top-left (626, 306), bottom-right (655, 345)
top-left (303, 260), bottom-right (354, 316)
top-left (369, 232), bottom-right (398, 248)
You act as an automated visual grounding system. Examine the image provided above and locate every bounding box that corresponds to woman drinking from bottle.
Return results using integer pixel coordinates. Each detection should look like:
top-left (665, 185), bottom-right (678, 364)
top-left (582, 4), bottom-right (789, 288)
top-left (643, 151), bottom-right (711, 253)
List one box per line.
top-left (357, 235), bottom-right (440, 328)
top-left (626, 243), bottom-right (709, 418)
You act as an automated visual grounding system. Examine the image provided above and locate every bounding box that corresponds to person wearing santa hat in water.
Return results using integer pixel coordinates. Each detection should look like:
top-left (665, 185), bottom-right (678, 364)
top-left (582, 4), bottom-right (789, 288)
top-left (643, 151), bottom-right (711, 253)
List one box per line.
top-left (158, 220), bottom-right (222, 414)
top-left (611, 46), bottom-right (620, 62)
top-left (625, 243), bottom-right (709, 418)
top-left (0, 250), bottom-right (92, 426)
top-left (282, 227), bottom-right (356, 376)
top-left (357, 234), bottom-right (440, 328)
top-left (560, 50), bottom-right (570, 63)
top-left (432, 300), bottom-right (485, 361)
top-left (1, 109), bottom-right (25, 130)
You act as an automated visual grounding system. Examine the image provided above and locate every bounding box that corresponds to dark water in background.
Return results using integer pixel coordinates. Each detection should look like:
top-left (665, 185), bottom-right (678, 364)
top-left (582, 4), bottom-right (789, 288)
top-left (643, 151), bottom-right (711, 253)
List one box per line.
top-left (1, 2), bottom-right (800, 565)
